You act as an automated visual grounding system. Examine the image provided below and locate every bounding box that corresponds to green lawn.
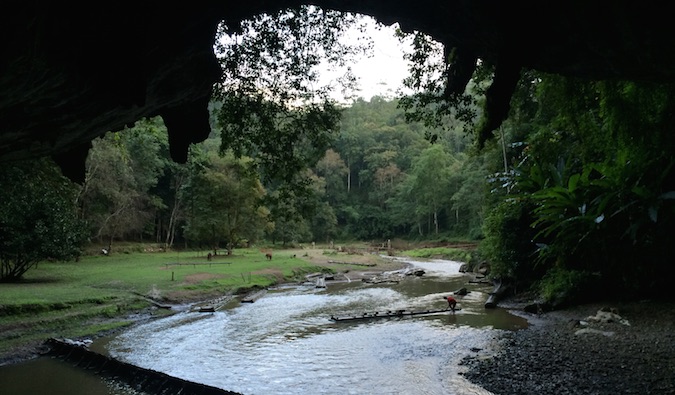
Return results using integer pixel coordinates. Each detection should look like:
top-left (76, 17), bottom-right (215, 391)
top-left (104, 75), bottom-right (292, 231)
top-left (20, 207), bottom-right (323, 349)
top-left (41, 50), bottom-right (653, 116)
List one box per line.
top-left (1, 249), bottom-right (326, 305)
top-left (0, 248), bottom-right (330, 358)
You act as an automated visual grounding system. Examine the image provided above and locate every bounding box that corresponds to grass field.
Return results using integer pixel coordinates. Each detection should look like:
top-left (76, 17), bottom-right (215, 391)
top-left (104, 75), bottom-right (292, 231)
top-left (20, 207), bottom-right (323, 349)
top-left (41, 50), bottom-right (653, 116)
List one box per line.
top-left (1, 249), bottom-right (325, 305)
top-left (0, 244), bottom-right (396, 361)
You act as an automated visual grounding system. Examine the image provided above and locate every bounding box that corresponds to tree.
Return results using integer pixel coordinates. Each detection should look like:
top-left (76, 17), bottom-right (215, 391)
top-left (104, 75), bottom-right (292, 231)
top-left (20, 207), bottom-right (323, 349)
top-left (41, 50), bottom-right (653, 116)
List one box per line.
top-left (311, 201), bottom-right (338, 243)
top-left (155, 160), bottom-right (190, 249)
top-left (449, 155), bottom-right (488, 238)
top-left (265, 190), bottom-right (312, 246)
top-left (183, 151), bottom-right (271, 254)
top-left (479, 72), bottom-right (675, 302)
top-left (213, 5), bottom-right (371, 185)
top-left (0, 159), bottom-right (86, 281)
top-left (398, 144), bottom-right (455, 235)
top-left (394, 29), bottom-right (480, 144)
top-left (315, 149), bottom-right (348, 206)
top-left (78, 120), bottom-right (167, 249)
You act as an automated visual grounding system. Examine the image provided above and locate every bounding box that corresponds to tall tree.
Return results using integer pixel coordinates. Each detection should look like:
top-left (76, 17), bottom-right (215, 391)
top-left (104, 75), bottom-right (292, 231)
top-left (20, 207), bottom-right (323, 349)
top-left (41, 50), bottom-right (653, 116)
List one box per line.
top-left (315, 149), bottom-right (349, 206)
top-left (397, 144), bottom-right (455, 235)
top-left (156, 160), bottom-right (190, 249)
top-left (78, 119), bottom-right (167, 249)
top-left (265, 188), bottom-right (311, 246)
top-left (183, 151), bottom-right (270, 255)
top-left (449, 154), bottom-right (487, 238)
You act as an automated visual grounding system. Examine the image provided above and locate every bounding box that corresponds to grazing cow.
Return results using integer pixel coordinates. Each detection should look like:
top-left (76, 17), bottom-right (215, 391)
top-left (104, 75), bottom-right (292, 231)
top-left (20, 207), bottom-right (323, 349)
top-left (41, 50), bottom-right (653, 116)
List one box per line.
top-left (265, 253), bottom-right (272, 260)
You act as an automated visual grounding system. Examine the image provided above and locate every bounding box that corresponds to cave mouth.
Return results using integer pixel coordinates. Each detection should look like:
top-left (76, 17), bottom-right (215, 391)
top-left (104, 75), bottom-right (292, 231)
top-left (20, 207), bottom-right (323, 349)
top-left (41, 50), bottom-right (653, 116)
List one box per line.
top-left (5, 1), bottom-right (675, 180)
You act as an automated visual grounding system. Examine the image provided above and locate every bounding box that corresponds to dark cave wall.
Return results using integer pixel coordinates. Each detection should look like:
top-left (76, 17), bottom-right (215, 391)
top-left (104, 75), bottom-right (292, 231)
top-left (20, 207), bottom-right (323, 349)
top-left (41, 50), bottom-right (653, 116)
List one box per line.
top-left (2, 1), bottom-right (674, 180)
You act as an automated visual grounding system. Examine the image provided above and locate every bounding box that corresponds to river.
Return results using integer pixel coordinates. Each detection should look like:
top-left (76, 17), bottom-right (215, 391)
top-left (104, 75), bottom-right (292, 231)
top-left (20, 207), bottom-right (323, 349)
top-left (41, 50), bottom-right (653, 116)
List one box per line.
top-left (0, 258), bottom-right (528, 395)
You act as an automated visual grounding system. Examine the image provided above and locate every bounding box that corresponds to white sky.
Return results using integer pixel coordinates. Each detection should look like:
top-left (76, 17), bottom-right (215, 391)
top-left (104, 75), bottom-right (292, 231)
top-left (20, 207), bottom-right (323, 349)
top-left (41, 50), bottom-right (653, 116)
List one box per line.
top-left (217, 13), bottom-right (415, 104)
top-left (322, 17), bottom-right (413, 102)
top-left (349, 20), bottom-right (411, 100)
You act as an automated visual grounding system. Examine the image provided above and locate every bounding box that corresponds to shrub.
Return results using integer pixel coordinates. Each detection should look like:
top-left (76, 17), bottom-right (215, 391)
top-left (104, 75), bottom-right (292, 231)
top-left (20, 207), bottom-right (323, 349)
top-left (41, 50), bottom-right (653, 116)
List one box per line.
top-left (537, 267), bottom-right (600, 307)
top-left (479, 199), bottom-right (541, 286)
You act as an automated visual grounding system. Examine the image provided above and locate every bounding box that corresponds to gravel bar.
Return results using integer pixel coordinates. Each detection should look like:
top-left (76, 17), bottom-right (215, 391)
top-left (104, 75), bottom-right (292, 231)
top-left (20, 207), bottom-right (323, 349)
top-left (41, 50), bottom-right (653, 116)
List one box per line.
top-left (459, 299), bottom-right (675, 395)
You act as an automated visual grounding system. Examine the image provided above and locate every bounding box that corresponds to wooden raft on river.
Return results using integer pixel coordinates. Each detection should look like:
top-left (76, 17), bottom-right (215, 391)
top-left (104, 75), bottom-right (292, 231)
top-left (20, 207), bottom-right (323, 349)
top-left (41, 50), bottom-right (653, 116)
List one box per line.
top-left (330, 308), bottom-right (459, 322)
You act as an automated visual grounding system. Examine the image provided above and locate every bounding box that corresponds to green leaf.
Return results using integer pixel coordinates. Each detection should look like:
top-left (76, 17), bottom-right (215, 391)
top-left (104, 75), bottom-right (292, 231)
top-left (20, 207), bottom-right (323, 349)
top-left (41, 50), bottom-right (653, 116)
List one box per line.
top-left (568, 173), bottom-right (580, 192)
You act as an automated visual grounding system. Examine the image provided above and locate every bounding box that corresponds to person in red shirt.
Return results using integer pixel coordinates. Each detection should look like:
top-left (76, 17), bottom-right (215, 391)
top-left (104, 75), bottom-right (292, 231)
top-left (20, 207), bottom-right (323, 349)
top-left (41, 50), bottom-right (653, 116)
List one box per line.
top-left (444, 296), bottom-right (457, 312)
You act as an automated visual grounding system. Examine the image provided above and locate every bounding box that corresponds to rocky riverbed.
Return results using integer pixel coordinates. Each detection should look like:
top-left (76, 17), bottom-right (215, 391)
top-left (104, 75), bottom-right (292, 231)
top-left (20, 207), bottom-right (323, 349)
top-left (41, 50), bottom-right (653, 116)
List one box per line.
top-left (459, 299), bottom-right (675, 394)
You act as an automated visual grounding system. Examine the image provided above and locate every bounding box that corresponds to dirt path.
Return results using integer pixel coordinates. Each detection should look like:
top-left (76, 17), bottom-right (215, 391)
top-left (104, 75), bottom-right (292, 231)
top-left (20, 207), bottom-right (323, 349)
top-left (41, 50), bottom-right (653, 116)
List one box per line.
top-left (287, 246), bottom-right (408, 279)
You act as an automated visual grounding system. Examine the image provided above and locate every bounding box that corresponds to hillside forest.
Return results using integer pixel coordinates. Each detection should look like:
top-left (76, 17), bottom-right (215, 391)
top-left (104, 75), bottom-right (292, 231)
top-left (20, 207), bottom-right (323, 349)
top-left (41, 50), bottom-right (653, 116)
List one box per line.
top-left (2, 7), bottom-right (675, 307)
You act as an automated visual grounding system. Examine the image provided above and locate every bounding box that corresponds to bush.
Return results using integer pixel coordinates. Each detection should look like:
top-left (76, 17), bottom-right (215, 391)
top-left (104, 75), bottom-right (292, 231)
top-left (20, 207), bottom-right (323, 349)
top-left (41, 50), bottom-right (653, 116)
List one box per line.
top-left (537, 267), bottom-right (600, 307)
top-left (478, 199), bottom-right (541, 286)
top-left (0, 159), bottom-right (86, 281)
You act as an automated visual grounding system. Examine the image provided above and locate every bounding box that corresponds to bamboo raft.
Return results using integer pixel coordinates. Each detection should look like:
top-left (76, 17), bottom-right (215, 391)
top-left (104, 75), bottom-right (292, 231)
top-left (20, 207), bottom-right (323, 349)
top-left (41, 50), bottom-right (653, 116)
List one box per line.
top-left (330, 308), bottom-right (460, 322)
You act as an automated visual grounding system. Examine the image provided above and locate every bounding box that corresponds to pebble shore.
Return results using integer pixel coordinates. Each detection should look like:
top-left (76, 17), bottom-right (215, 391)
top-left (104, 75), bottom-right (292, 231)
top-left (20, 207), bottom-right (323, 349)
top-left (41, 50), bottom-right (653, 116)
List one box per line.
top-left (459, 300), bottom-right (675, 394)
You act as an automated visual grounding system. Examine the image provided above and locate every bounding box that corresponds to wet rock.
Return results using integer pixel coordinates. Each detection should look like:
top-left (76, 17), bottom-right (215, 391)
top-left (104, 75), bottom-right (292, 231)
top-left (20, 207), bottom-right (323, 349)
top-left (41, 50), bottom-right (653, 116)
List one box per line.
top-left (475, 261), bottom-right (491, 276)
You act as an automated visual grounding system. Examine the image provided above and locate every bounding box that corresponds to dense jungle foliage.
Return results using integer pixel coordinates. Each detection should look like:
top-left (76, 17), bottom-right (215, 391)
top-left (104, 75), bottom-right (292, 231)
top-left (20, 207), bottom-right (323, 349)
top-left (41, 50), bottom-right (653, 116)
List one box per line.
top-left (2, 7), bottom-right (674, 307)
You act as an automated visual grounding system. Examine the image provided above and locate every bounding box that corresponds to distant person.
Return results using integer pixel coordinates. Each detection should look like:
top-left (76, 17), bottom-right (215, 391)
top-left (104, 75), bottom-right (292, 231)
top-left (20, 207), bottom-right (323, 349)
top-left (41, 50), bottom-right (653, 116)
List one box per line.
top-left (444, 295), bottom-right (457, 312)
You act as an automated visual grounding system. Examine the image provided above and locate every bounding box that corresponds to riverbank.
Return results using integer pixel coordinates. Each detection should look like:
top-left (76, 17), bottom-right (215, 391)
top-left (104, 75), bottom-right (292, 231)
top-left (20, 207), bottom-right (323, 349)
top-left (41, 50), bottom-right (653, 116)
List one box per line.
top-left (5, 248), bottom-right (674, 394)
top-left (460, 297), bottom-right (675, 394)
top-left (0, 246), bottom-right (406, 366)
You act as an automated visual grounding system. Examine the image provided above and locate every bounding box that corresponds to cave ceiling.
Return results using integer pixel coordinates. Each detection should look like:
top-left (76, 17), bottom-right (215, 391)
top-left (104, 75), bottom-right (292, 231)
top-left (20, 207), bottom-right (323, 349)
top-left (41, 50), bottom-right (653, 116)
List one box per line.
top-left (2, 1), bottom-right (674, 182)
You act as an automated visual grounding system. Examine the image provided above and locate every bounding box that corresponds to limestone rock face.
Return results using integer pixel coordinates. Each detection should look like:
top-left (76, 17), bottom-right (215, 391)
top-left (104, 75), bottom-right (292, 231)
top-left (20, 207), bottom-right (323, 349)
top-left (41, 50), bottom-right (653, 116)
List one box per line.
top-left (3, 1), bottom-right (675, 181)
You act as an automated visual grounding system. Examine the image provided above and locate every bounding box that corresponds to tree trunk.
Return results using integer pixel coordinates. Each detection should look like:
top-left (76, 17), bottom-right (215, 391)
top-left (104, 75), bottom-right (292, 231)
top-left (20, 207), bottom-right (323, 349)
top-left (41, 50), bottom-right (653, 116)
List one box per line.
top-left (347, 161), bottom-right (351, 193)
top-left (165, 198), bottom-right (181, 249)
top-left (499, 126), bottom-right (509, 173)
top-left (156, 216), bottom-right (162, 243)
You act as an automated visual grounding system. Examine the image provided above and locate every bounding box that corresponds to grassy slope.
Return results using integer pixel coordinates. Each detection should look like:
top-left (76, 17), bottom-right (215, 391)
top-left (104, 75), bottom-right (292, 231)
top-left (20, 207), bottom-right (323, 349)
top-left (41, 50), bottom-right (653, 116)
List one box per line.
top-left (0, 244), bottom-right (398, 362)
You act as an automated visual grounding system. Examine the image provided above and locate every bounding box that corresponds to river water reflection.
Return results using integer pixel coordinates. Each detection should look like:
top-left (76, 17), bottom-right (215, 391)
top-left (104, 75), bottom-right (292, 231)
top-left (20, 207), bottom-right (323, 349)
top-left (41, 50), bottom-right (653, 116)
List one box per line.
top-left (1, 258), bottom-right (528, 395)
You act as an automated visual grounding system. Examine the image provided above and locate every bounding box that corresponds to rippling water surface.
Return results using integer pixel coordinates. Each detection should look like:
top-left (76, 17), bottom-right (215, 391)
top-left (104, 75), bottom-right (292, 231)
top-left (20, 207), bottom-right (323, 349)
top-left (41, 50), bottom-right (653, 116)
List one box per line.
top-left (105, 258), bottom-right (527, 395)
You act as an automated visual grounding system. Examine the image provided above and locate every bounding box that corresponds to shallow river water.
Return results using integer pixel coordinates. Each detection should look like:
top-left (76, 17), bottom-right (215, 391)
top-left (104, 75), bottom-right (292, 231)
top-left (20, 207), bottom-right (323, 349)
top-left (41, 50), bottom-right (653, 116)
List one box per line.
top-left (1, 258), bottom-right (528, 395)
